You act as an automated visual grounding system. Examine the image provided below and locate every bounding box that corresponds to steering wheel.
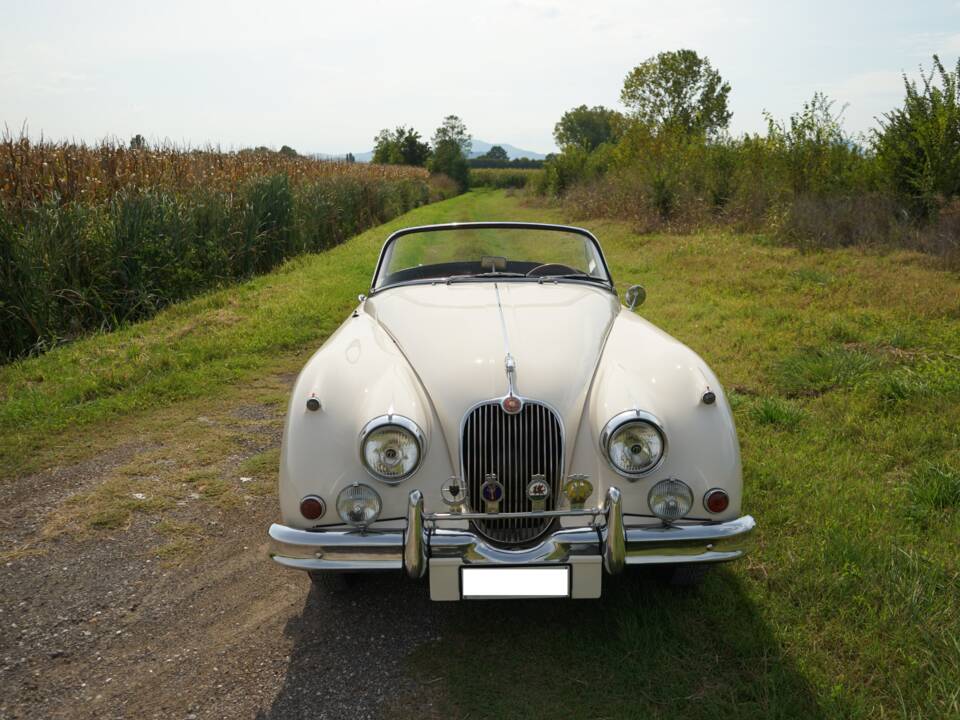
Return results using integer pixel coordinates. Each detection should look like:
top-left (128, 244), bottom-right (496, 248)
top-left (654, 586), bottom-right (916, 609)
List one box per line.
top-left (525, 263), bottom-right (582, 277)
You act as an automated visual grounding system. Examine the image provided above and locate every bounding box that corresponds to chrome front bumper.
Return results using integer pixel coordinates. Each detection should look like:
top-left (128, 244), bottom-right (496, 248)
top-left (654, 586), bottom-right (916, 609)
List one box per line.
top-left (269, 488), bottom-right (756, 598)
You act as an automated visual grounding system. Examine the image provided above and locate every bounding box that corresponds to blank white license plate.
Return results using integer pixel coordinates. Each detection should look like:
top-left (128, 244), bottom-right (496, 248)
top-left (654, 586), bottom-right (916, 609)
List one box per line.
top-left (461, 566), bottom-right (570, 599)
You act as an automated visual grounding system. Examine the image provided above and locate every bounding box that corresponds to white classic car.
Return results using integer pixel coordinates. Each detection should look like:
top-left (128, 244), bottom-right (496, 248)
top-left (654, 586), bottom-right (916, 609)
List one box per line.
top-left (268, 222), bottom-right (755, 600)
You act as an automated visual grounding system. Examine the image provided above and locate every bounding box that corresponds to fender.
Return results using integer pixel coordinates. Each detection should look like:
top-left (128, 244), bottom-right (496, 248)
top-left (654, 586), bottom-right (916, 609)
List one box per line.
top-left (279, 308), bottom-right (455, 529)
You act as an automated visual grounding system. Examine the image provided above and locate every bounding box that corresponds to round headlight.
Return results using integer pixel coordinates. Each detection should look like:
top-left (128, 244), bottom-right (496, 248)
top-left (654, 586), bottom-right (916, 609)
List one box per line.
top-left (360, 416), bottom-right (424, 483)
top-left (336, 484), bottom-right (382, 526)
top-left (648, 478), bottom-right (693, 521)
top-left (604, 416), bottom-right (665, 476)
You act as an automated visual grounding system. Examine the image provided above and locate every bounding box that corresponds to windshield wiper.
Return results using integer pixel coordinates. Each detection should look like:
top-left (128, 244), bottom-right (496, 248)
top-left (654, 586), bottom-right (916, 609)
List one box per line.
top-left (537, 273), bottom-right (606, 284)
top-left (447, 272), bottom-right (527, 284)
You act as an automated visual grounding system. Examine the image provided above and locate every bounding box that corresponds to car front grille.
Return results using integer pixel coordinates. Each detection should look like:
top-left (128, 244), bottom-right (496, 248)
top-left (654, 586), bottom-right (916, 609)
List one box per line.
top-left (461, 401), bottom-right (564, 544)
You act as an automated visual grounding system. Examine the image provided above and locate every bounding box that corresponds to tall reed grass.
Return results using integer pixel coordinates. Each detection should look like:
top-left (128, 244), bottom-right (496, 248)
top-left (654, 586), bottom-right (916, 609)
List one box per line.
top-left (0, 135), bottom-right (454, 361)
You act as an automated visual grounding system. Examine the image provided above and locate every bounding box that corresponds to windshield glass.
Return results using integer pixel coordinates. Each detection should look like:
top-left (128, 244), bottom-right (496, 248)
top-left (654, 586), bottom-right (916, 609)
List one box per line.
top-left (373, 225), bottom-right (609, 289)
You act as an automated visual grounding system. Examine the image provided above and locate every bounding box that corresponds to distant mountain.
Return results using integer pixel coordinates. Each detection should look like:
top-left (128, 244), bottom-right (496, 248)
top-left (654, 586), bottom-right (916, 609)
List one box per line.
top-left (320, 139), bottom-right (547, 164)
top-left (468, 140), bottom-right (547, 161)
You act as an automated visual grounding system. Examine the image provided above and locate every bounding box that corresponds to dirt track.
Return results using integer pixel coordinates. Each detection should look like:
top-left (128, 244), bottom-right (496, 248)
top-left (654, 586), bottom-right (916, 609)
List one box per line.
top-left (0, 391), bottom-right (447, 720)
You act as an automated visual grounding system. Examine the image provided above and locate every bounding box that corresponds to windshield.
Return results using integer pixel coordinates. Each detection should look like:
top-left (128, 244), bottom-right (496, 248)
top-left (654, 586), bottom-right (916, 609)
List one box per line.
top-left (372, 224), bottom-right (610, 290)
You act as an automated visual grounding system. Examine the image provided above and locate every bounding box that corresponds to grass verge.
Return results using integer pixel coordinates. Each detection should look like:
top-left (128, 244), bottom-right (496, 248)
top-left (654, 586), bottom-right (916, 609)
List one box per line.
top-left (2, 189), bottom-right (959, 718)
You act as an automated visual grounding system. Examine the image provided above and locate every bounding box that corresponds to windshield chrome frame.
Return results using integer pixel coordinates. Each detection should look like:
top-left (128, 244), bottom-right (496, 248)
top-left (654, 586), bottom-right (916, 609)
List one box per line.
top-left (368, 222), bottom-right (615, 295)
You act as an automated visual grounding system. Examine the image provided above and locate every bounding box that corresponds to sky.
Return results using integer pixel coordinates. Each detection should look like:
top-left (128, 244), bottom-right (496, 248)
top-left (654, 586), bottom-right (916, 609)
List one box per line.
top-left (2, 0), bottom-right (959, 155)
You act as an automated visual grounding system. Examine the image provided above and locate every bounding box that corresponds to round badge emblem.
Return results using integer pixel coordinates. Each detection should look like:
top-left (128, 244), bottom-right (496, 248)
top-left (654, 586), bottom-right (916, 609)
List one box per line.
top-left (527, 478), bottom-right (551, 501)
top-left (441, 476), bottom-right (466, 506)
top-left (481, 478), bottom-right (504, 502)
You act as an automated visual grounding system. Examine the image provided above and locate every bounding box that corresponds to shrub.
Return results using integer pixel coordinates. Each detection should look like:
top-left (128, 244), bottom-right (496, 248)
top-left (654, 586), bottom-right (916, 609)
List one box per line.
top-left (777, 193), bottom-right (907, 249)
top-left (874, 56), bottom-right (960, 220)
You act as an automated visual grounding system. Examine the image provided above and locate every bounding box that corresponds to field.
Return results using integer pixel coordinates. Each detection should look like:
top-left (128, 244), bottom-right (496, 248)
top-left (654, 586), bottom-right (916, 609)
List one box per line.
top-left (0, 136), bottom-right (453, 362)
top-left (469, 167), bottom-right (543, 189)
top-left (1, 190), bottom-right (958, 719)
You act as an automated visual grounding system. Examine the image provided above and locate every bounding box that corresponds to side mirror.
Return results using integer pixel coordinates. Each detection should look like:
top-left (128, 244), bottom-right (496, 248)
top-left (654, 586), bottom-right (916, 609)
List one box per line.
top-left (625, 285), bottom-right (646, 310)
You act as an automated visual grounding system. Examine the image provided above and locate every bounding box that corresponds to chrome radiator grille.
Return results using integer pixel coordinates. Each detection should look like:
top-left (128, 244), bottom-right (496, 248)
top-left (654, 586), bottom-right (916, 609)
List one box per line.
top-left (461, 401), bottom-right (563, 544)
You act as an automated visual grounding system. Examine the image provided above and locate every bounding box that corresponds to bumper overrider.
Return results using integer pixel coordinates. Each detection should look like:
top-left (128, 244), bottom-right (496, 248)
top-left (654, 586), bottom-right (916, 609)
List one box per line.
top-left (269, 488), bottom-right (756, 600)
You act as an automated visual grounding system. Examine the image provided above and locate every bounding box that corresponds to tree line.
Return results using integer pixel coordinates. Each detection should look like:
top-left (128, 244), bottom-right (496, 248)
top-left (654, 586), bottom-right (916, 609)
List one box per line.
top-left (372, 115), bottom-right (472, 190)
top-left (536, 50), bottom-right (960, 261)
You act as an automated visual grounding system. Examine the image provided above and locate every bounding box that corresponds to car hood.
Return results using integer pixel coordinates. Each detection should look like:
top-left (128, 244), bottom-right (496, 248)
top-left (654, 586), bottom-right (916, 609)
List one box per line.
top-left (364, 282), bottom-right (620, 458)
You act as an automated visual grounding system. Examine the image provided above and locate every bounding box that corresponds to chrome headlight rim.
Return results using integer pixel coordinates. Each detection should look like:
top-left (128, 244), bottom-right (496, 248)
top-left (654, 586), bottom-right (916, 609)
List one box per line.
top-left (599, 410), bottom-right (667, 479)
top-left (358, 414), bottom-right (426, 484)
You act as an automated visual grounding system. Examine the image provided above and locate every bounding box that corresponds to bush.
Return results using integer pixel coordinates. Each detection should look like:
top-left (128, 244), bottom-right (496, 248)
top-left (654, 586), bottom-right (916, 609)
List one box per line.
top-left (777, 193), bottom-right (907, 249)
top-left (874, 56), bottom-right (960, 220)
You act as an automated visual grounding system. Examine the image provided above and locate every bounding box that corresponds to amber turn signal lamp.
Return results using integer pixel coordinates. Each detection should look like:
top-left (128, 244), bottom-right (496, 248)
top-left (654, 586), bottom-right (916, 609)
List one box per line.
top-left (300, 495), bottom-right (326, 520)
top-left (703, 489), bottom-right (729, 514)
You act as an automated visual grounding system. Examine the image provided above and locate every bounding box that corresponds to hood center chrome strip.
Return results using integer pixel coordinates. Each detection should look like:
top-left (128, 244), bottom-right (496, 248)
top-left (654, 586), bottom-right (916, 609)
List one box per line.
top-left (494, 283), bottom-right (518, 396)
top-left (493, 282), bottom-right (511, 356)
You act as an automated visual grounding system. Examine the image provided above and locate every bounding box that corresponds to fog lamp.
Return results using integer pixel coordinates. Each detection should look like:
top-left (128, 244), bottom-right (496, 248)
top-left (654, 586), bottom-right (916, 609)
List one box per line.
top-left (336, 484), bottom-right (382, 527)
top-left (648, 478), bottom-right (693, 522)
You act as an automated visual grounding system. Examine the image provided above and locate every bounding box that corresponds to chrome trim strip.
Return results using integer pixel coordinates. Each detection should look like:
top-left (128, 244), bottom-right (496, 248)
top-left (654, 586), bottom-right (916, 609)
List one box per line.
top-left (426, 507), bottom-right (602, 522)
top-left (429, 527), bottom-right (601, 564)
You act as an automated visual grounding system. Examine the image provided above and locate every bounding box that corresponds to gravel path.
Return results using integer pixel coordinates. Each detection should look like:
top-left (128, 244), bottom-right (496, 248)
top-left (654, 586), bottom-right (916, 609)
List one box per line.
top-left (0, 410), bottom-right (447, 719)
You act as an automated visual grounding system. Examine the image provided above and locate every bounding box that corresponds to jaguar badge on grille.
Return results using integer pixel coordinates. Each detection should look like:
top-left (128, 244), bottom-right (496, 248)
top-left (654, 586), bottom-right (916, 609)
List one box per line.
top-left (481, 474), bottom-right (504, 513)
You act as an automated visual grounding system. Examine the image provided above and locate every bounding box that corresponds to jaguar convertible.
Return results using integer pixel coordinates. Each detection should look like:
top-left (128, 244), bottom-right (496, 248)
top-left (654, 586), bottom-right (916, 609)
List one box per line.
top-left (268, 222), bottom-right (755, 600)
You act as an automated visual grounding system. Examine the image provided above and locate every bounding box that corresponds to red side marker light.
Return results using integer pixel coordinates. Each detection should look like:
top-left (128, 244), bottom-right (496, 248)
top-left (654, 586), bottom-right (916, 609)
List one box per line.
top-left (300, 496), bottom-right (326, 520)
top-left (704, 489), bottom-right (729, 514)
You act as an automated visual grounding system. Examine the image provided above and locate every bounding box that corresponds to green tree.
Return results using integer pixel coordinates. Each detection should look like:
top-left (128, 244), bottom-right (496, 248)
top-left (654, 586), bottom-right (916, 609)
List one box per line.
top-left (484, 145), bottom-right (509, 162)
top-left (874, 55), bottom-right (960, 218)
top-left (372, 126), bottom-right (431, 166)
top-left (620, 50), bottom-right (731, 137)
top-left (428, 115), bottom-right (471, 191)
top-left (278, 145), bottom-right (298, 157)
top-left (432, 115), bottom-right (472, 158)
top-left (553, 105), bottom-right (624, 151)
top-left (129, 134), bottom-right (146, 150)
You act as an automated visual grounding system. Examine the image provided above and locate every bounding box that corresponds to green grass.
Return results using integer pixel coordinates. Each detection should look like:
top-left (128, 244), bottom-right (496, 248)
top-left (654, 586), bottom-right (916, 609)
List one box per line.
top-left (2, 189), bottom-right (960, 718)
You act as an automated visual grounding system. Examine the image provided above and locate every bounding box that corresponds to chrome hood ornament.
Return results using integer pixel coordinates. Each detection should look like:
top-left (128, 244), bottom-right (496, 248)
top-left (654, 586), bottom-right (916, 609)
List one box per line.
top-left (501, 353), bottom-right (522, 414)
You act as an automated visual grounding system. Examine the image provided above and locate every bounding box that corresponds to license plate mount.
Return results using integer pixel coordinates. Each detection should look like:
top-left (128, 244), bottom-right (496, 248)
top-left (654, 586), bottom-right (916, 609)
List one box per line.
top-left (460, 565), bottom-right (571, 600)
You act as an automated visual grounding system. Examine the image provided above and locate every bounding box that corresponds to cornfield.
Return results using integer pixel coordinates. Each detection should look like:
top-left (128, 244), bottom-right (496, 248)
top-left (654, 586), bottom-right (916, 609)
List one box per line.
top-left (0, 134), bottom-right (455, 362)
